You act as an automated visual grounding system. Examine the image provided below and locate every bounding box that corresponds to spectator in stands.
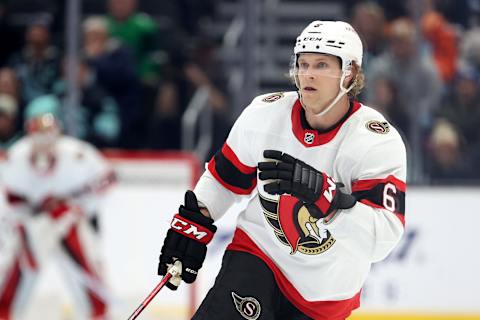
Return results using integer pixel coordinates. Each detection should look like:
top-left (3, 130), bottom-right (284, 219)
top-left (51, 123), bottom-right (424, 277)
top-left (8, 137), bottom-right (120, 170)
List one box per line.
top-left (147, 78), bottom-right (181, 150)
top-left (366, 17), bottom-right (443, 140)
top-left (421, 3), bottom-right (458, 83)
top-left (0, 93), bottom-right (20, 149)
top-left (50, 58), bottom-right (121, 148)
top-left (0, 67), bottom-right (24, 132)
top-left (351, 1), bottom-right (387, 73)
top-left (368, 77), bottom-right (409, 139)
top-left (432, 64), bottom-right (480, 164)
top-left (173, 0), bottom-right (217, 35)
top-left (106, 0), bottom-right (162, 87)
top-left (148, 35), bottom-right (230, 157)
top-left (82, 15), bottom-right (142, 148)
top-left (7, 16), bottom-right (60, 104)
top-left (427, 119), bottom-right (475, 183)
top-left (0, 68), bottom-right (20, 101)
top-left (460, 26), bottom-right (480, 71)
top-left (366, 18), bottom-right (443, 181)
top-left (184, 37), bottom-right (231, 158)
top-left (345, 0), bottom-right (408, 21)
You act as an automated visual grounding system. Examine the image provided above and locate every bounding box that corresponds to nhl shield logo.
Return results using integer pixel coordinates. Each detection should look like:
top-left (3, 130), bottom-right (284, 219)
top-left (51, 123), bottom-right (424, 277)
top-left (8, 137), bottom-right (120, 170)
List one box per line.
top-left (304, 132), bottom-right (315, 144)
top-left (231, 291), bottom-right (261, 320)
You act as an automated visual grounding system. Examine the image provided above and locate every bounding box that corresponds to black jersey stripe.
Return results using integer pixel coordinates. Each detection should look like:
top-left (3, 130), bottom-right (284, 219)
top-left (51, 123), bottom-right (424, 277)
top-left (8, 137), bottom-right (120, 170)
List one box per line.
top-left (352, 185), bottom-right (405, 216)
top-left (207, 143), bottom-right (257, 195)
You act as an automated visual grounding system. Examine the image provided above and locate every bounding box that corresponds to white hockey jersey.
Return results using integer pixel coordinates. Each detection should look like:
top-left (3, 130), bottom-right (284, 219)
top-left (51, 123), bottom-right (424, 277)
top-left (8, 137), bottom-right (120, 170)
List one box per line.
top-left (2, 135), bottom-right (114, 215)
top-left (194, 91), bottom-right (406, 319)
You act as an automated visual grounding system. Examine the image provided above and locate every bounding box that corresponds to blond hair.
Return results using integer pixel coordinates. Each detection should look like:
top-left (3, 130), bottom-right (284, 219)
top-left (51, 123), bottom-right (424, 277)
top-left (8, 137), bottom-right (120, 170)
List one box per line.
top-left (348, 62), bottom-right (365, 98)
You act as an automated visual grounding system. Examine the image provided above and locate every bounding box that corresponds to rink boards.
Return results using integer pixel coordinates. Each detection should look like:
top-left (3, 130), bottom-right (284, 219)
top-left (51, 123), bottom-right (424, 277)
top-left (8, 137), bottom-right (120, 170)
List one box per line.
top-left (1, 152), bottom-right (480, 319)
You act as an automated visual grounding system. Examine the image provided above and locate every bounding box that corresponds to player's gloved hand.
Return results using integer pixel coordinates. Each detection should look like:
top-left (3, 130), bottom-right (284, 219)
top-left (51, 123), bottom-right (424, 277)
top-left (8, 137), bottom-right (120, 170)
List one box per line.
top-left (258, 150), bottom-right (356, 219)
top-left (38, 196), bottom-right (72, 219)
top-left (158, 190), bottom-right (217, 290)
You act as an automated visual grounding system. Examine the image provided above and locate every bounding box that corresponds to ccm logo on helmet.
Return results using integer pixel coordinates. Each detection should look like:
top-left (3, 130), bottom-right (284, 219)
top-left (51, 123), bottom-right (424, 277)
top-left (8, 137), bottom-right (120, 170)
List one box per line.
top-left (170, 215), bottom-right (214, 244)
top-left (303, 37), bottom-right (322, 41)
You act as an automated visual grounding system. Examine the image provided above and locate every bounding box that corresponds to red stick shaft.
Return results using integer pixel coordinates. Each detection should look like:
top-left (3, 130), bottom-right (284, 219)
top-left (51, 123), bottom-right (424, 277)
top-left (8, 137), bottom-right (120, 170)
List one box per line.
top-left (127, 273), bottom-right (173, 320)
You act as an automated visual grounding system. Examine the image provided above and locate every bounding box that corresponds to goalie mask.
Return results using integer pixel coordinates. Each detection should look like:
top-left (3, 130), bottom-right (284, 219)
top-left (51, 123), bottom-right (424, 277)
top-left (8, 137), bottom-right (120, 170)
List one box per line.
top-left (24, 95), bottom-right (61, 150)
top-left (291, 21), bottom-right (363, 116)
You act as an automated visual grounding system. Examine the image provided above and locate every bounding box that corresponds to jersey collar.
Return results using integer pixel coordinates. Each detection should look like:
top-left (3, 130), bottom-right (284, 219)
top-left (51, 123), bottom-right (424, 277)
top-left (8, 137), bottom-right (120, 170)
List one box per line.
top-left (291, 99), bottom-right (361, 147)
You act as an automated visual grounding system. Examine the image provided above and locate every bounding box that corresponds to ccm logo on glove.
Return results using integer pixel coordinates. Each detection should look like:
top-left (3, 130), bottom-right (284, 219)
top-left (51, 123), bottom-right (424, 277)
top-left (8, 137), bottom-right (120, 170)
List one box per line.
top-left (170, 214), bottom-right (214, 244)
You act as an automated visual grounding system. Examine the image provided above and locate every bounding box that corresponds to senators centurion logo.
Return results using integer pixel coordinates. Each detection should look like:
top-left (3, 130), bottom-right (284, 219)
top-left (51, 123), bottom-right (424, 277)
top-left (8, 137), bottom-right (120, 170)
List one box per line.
top-left (259, 194), bottom-right (335, 255)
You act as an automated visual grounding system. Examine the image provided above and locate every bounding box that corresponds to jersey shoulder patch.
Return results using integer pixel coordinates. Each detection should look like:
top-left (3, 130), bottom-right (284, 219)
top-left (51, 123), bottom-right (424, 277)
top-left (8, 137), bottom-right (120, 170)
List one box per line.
top-left (251, 91), bottom-right (297, 106)
top-left (244, 91), bottom-right (297, 123)
top-left (365, 120), bottom-right (390, 134)
top-left (352, 105), bottom-right (394, 136)
top-left (261, 92), bottom-right (285, 103)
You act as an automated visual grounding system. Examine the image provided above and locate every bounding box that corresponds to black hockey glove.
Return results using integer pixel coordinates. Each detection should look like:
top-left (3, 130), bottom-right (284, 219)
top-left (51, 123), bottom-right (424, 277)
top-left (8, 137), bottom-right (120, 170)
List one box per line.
top-left (258, 150), bottom-right (356, 219)
top-left (158, 190), bottom-right (217, 290)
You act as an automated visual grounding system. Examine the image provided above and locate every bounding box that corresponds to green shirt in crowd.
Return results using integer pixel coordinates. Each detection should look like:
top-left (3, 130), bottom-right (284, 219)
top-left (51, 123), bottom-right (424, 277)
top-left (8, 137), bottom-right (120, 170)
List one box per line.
top-left (106, 12), bottom-right (161, 84)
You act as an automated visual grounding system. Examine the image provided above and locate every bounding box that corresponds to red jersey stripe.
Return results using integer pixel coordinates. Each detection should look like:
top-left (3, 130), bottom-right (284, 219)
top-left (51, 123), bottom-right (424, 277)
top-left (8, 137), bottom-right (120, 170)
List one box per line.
top-left (352, 175), bottom-right (406, 192)
top-left (221, 144), bottom-right (256, 174)
top-left (227, 228), bottom-right (361, 320)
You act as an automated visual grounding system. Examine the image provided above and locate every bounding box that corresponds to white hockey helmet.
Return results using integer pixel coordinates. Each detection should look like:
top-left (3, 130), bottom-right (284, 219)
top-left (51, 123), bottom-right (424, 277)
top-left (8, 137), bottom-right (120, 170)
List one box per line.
top-left (292, 21), bottom-right (363, 116)
top-left (293, 20), bottom-right (363, 73)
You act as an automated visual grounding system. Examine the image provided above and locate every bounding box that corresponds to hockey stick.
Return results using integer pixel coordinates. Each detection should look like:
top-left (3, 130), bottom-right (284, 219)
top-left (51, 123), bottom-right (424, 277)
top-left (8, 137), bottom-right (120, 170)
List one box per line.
top-left (127, 262), bottom-right (182, 320)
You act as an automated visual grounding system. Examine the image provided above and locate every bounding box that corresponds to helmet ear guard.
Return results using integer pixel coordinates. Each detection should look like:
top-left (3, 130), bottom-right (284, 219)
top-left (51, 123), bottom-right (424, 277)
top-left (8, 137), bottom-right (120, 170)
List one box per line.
top-left (343, 64), bottom-right (352, 77)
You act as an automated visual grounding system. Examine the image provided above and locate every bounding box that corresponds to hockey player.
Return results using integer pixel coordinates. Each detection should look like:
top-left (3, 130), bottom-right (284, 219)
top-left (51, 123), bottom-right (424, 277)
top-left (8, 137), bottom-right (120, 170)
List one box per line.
top-left (158, 20), bottom-right (406, 319)
top-left (0, 95), bottom-right (115, 319)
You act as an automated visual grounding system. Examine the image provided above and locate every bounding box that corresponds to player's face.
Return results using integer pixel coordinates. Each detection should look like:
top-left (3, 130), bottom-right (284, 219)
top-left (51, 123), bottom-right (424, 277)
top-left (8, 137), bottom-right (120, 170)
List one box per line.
top-left (297, 53), bottom-right (343, 114)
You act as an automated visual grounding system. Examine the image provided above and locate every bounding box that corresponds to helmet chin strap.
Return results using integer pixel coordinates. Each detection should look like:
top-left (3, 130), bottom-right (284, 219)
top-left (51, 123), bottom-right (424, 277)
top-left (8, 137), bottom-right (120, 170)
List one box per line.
top-left (297, 70), bottom-right (355, 117)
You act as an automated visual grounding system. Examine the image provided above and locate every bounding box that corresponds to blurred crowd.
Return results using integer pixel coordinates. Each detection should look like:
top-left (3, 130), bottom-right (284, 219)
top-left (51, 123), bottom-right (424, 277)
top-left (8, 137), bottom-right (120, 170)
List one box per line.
top-left (350, 0), bottom-right (480, 184)
top-left (0, 0), bottom-right (229, 154)
top-left (0, 0), bottom-right (479, 185)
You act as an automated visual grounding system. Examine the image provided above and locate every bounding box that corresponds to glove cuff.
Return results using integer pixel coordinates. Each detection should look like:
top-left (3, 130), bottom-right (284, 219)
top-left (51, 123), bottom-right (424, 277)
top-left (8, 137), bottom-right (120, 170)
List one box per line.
top-left (311, 174), bottom-right (356, 218)
top-left (311, 173), bottom-right (338, 217)
top-left (170, 214), bottom-right (216, 244)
